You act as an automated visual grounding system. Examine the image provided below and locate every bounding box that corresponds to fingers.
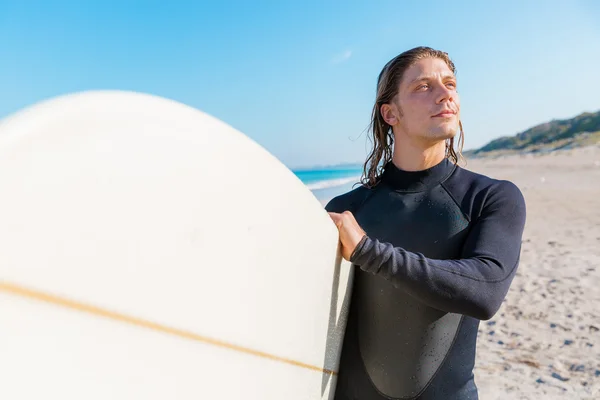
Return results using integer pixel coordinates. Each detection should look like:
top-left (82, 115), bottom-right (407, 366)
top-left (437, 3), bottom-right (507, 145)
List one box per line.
top-left (328, 211), bottom-right (354, 219)
top-left (328, 212), bottom-right (343, 228)
top-left (329, 212), bottom-right (359, 234)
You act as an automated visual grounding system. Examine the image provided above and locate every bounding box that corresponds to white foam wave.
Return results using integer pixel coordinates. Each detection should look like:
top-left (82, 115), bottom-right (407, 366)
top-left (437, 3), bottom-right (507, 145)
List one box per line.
top-left (306, 176), bottom-right (360, 190)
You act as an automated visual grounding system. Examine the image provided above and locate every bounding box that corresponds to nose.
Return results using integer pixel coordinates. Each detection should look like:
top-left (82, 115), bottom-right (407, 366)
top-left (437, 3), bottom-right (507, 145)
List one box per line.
top-left (436, 84), bottom-right (455, 104)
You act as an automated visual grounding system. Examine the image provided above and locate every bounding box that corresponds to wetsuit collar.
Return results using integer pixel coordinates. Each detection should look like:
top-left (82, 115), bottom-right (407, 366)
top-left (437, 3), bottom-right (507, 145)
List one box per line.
top-left (382, 157), bottom-right (456, 192)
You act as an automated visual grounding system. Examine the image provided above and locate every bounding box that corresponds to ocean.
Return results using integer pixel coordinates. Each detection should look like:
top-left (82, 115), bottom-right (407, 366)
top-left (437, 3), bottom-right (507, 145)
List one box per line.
top-left (291, 165), bottom-right (364, 204)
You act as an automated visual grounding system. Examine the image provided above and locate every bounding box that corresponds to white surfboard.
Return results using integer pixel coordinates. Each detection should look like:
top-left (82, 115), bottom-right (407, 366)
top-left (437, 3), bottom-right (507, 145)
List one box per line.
top-left (0, 91), bottom-right (353, 400)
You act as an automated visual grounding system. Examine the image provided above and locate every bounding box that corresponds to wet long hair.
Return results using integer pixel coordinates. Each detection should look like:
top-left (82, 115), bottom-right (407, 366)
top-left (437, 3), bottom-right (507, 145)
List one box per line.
top-left (360, 46), bottom-right (465, 188)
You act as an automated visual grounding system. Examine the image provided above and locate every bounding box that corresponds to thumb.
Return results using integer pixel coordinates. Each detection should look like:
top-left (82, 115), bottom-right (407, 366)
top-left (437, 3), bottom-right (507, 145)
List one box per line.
top-left (328, 212), bottom-right (342, 225)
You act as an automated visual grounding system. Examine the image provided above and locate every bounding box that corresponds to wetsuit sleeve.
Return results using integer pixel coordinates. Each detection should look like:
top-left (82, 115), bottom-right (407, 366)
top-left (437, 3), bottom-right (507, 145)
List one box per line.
top-left (349, 180), bottom-right (526, 320)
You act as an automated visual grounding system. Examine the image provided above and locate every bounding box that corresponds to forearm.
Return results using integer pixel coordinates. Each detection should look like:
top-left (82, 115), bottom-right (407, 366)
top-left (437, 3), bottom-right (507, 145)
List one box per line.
top-left (350, 236), bottom-right (520, 320)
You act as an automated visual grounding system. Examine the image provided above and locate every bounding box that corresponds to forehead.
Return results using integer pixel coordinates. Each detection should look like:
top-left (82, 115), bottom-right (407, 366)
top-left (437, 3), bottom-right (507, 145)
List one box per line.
top-left (401, 57), bottom-right (455, 86)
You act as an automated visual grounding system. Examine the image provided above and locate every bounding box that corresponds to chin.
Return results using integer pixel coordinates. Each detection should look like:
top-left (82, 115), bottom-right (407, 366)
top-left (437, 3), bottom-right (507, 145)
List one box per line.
top-left (428, 127), bottom-right (458, 141)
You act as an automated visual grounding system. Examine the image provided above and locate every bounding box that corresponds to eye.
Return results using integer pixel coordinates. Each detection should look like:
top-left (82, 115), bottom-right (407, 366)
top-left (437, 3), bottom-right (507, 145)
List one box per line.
top-left (416, 84), bottom-right (429, 91)
top-left (446, 82), bottom-right (457, 89)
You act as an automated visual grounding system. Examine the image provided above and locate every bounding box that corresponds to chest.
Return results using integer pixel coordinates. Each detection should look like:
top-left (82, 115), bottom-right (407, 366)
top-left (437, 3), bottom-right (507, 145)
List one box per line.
top-left (355, 186), bottom-right (471, 259)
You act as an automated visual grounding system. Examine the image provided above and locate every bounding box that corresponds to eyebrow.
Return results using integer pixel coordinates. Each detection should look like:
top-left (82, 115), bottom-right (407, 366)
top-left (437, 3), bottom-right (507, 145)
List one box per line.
top-left (407, 74), bottom-right (456, 85)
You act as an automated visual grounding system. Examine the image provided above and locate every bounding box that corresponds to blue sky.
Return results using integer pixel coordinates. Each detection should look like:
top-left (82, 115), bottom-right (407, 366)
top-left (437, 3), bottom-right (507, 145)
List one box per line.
top-left (1, 1), bottom-right (599, 168)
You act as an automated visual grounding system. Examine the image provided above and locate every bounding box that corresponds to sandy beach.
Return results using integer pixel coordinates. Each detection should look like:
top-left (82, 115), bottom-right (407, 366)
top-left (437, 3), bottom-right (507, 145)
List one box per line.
top-left (466, 145), bottom-right (600, 399)
top-left (321, 144), bottom-right (600, 399)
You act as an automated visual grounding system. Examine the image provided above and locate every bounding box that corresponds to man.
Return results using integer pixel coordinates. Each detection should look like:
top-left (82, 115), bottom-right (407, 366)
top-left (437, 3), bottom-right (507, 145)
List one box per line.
top-left (326, 46), bottom-right (526, 400)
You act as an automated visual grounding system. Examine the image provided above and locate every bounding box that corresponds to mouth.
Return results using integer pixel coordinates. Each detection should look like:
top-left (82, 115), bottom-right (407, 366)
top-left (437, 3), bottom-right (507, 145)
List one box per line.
top-left (432, 110), bottom-right (456, 118)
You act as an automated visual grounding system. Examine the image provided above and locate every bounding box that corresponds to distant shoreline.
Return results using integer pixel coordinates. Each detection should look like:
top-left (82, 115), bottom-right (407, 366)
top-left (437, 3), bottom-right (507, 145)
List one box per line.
top-left (464, 142), bottom-right (600, 160)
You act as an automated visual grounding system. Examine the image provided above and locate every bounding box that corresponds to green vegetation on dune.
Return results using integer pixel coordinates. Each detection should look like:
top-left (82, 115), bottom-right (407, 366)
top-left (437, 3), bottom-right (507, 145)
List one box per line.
top-left (465, 110), bottom-right (600, 158)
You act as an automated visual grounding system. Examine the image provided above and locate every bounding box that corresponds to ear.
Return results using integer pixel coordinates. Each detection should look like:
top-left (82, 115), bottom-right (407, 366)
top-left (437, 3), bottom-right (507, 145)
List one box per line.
top-left (380, 103), bottom-right (399, 125)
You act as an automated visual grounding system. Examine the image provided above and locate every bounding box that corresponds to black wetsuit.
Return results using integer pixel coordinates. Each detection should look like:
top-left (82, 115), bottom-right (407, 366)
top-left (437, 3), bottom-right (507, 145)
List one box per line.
top-left (325, 157), bottom-right (526, 400)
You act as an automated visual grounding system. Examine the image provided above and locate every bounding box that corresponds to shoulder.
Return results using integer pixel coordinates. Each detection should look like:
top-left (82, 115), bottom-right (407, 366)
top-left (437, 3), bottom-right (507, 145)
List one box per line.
top-left (482, 178), bottom-right (526, 221)
top-left (447, 162), bottom-right (520, 194)
top-left (324, 184), bottom-right (374, 213)
top-left (445, 164), bottom-right (526, 218)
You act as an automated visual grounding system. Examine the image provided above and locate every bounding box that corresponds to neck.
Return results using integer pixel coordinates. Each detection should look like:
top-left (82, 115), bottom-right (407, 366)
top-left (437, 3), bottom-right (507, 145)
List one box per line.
top-left (391, 135), bottom-right (447, 172)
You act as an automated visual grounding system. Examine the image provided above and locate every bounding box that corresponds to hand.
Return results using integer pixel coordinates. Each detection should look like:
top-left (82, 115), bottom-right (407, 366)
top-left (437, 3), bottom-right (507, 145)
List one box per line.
top-left (328, 211), bottom-right (367, 261)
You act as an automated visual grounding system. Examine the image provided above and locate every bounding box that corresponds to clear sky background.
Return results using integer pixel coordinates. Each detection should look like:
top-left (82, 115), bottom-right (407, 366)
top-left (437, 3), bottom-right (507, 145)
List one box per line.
top-left (1, 0), bottom-right (599, 168)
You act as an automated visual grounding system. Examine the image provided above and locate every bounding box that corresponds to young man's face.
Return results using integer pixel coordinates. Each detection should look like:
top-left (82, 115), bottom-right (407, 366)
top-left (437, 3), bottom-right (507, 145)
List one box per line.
top-left (383, 57), bottom-right (461, 145)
